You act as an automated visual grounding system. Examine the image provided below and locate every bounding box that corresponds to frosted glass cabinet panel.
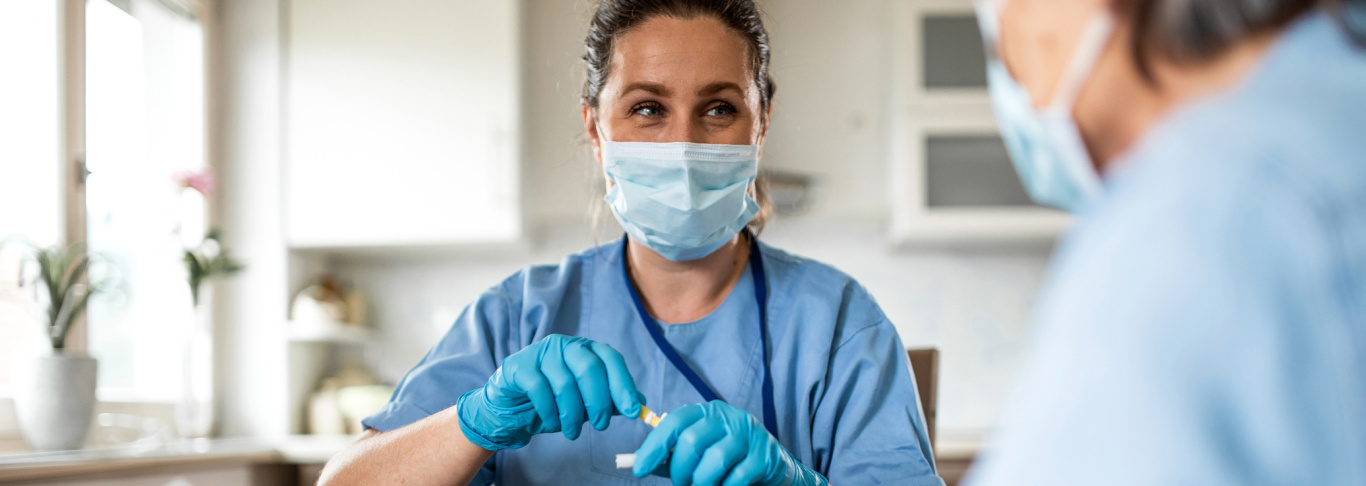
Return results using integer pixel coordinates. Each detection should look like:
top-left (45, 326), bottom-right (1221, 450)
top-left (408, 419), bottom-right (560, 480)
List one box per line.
top-left (922, 15), bottom-right (987, 89)
top-left (925, 135), bottom-right (1033, 208)
top-left (890, 0), bottom-right (1068, 246)
top-left (286, 0), bottom-right (521, 249)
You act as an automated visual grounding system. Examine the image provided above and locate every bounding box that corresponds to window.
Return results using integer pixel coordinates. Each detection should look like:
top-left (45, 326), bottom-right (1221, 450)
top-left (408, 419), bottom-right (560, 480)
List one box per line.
top-left (85, 0), bottom-right (206, 402)
top-left (0, 0), bottom-right (207, 403)
top-left (0, 0), bottom-right (63, 391)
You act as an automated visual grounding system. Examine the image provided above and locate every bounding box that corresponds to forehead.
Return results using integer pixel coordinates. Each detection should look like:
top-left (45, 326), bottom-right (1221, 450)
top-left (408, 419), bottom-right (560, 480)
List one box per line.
top-left (607, 15), bottom-right (754, 95)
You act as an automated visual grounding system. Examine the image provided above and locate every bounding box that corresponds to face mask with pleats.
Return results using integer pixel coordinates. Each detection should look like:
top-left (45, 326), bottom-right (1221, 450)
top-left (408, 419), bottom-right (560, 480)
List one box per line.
top-left (600, 141), bottom-right (760, 261)
top-left (975, 0), bottom-right (1112, 212)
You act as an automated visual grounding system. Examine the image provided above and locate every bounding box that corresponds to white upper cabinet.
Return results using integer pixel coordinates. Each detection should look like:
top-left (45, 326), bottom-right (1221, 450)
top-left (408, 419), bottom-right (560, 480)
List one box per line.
top-left (286, 0), bottom-right (521, 249)
top-left (888, 0), bottom-right (1068, 247)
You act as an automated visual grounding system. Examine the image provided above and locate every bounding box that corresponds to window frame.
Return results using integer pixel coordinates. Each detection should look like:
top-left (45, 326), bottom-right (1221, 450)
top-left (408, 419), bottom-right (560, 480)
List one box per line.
top-left (0, 0), bottom-right (215, 401)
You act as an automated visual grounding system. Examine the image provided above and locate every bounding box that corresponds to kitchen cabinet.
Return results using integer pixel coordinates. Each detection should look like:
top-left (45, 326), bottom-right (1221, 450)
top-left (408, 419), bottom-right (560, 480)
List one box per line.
top-left (888, 0), bottom-right (1069, 246)
top-left (285, 0), bottom-right (522, 249)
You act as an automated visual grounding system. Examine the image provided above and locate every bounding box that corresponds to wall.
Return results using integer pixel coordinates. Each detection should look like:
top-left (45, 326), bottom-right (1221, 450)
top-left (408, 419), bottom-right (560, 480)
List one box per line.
top-left (210, 0), bottom-right (291, 439)
top-left (521, 0), bottom-right (598, 224)
top-left (324, 0), bottom-right (1054, 439)
top-left (763, 0), bottom-right (894, 217)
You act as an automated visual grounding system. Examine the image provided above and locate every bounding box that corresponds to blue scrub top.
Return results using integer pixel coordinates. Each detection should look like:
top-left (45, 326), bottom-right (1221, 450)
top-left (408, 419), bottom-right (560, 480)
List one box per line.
top-left (968, 11), bottom-right (1366, 486)
top-left (363, 238), bottom-right (943, 486)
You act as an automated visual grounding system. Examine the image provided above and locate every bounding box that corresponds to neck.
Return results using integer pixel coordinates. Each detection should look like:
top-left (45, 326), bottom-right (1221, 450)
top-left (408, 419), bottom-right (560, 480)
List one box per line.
top-left (1075, 23), bottom-right (1281, 169)
top-left (626, 233), bottom-right (749, 325)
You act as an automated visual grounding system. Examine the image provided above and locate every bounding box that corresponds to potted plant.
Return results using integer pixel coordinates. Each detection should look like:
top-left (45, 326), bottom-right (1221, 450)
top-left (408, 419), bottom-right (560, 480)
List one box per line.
top-left (3, 241), bottom-right (113, 451)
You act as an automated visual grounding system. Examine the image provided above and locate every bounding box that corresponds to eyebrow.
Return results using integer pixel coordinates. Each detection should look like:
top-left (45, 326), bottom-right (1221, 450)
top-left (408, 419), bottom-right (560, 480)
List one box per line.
top-left (697, 82), bottom-right (744, 97)
top-left (621, 82), bottom-right (670, 97)
top-left (619, 81), bottom-right (745, 98)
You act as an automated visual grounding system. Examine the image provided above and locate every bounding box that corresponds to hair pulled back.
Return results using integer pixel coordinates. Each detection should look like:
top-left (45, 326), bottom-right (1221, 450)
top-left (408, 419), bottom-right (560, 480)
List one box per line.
top-left (582, 0), bottom-right (776, 111)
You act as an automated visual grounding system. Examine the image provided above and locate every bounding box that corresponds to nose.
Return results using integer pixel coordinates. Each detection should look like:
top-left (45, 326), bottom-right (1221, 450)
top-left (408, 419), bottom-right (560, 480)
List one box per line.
top-left (659, 117), bottom-right (707, 144)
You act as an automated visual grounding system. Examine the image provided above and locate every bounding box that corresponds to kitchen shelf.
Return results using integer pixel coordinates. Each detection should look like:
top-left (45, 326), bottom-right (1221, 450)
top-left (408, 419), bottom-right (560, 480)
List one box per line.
top-left (286, 321), bottom-right (373, 345)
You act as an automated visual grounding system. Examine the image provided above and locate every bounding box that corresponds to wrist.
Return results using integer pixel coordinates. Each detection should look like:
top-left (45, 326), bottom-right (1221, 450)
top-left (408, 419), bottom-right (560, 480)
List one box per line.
top-left (456, 388), bottom-right (515, 451)
top-left (427, 406), bottom-right (495, 477)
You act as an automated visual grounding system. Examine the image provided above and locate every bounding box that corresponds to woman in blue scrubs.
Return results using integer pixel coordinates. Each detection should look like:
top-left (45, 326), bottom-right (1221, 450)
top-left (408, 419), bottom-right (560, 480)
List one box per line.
top-left (319, 1), bottom-right (942, 485)
top-left (964, 0), bottom-right (1366, 484)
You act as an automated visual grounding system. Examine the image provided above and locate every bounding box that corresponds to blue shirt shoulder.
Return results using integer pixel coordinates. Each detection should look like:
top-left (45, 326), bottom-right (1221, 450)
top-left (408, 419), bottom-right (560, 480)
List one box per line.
top-left (968, 11), bottom-right (1366, 486)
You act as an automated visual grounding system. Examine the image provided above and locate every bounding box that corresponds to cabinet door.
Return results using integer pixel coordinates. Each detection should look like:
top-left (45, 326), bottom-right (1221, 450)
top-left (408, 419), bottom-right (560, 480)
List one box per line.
top-left (286, 0), bottom-right (521, 248)
top-left (889, 0), bottom-right (1067, 246)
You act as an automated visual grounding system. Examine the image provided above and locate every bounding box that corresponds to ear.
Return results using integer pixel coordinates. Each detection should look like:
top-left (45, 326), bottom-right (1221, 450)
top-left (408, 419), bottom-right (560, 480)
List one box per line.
top-left (582, 103), bottom-right (604, 164)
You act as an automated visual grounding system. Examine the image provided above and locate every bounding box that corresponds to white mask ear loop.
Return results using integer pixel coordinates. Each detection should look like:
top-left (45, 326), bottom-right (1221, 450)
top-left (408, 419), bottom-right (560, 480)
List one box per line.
top-left (593, 113), bottom-right (610, 145)
top-left (589, 104), bottom-right (617, 157)
top-left (1044, 12), bottom-right (1115, 115)
top-left (594, 118), bottom-right (615, 184)
top-left (975, 0), bottom-right (1005, 49)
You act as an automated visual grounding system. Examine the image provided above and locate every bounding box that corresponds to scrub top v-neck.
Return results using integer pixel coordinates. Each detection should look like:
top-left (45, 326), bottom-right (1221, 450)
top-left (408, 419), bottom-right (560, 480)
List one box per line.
top-left (362, 238), bottom-right (944, 486)
top-left (622, 232), bottom-right (779, 439)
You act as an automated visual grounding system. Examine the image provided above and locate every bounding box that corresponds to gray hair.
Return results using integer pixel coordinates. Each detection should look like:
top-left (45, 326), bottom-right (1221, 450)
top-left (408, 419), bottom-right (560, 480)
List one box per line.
top-left (1128, 0), bottom-right (1366, 82)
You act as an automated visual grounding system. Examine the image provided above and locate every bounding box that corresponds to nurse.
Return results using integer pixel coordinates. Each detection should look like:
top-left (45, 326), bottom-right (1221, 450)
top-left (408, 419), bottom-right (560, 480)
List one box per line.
top-left (966, 0), bottom-right (1366, 484)
top-left (319, 1), bottom-right (942, 485)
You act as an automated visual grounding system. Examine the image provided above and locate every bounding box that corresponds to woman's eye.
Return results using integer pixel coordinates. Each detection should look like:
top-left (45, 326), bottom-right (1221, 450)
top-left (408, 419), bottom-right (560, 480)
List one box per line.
top-left (705, 103), bottom-right (737, 117)
top-left (632, 103), bottom-right (663, 117)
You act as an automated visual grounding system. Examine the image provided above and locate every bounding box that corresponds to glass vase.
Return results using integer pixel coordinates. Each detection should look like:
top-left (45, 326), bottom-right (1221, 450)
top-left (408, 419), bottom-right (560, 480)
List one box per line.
top-left (175, 294), bottom-right (215, 440)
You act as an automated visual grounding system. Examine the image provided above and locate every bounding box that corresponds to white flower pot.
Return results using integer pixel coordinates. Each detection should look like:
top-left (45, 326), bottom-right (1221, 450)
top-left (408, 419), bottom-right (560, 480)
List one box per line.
top-left (13, 353), bottom-right (99, 451)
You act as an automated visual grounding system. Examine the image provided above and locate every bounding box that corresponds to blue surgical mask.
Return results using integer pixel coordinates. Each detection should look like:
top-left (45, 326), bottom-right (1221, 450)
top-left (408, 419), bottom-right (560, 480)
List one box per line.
top-left (975, 0), bottom-right (1113, 212)
top-left (601, 141), bottom-right (760, 261)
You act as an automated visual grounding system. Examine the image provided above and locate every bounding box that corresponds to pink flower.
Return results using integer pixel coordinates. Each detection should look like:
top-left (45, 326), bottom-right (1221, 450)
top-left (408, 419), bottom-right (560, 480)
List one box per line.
top-left (173, 170), bottom-right (216, 197)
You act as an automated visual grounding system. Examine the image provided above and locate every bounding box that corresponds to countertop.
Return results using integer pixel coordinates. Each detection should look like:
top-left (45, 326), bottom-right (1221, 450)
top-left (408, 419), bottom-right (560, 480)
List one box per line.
top-left (0, 434), bottom-right (981, 484)
top-left (0, 435), bottom-right (355, 482)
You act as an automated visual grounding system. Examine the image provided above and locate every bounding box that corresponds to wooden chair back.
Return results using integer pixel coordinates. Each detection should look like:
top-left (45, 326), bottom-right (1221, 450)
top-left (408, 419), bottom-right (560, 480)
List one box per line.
top-left (906, 348), bottom-right (939, 450)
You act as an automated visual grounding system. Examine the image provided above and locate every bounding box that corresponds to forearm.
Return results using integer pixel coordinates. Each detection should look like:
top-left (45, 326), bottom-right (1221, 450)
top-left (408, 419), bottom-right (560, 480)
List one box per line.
top-left (318, 407), bottom-right (494, 486)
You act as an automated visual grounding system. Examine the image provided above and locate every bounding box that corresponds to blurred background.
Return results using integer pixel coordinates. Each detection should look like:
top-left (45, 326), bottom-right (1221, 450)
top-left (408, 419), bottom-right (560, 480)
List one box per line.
top-left (0, 0), bottom-right (1061, 484)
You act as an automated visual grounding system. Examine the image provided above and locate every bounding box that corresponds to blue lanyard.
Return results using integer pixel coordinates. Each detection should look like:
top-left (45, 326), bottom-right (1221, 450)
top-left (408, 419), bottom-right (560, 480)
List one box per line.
top-left (621, 232), bottom-right (779, 440)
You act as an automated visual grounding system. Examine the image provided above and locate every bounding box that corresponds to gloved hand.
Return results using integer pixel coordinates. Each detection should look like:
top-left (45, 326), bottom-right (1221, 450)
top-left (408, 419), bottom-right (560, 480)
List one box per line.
top-left (633, 400), bottom-right (828, 486)
top-left (456, 334), bottom-right (644, 451)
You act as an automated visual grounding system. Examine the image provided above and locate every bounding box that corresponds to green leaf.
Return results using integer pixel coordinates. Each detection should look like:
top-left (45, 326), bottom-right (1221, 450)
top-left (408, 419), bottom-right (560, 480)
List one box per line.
top-left (15, 242), bottom-right (109, 349)
top-left (180, 228), bottom-right (246, 305)
top-left (51, 283), bottom-right (85, 350)
top-left (208, 253), bottom-right (245, 276)
top-left (35, 250), bottom-right (61, 329)
top-left (53, 286), bottom-right (91, 350)
top-left (184, 250), bottom-right (203, 306)
top-left (60, 253), bottom-right (90, 300)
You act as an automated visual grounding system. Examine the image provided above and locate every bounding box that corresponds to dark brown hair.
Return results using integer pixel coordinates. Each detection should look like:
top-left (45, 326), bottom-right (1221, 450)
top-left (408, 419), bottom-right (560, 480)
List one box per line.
top-left (582, 0), bottom-right (777, 235)
top-left (1125, 0), bottom-right (1365, 83)
top-left (582, 0), bottom-right (776, 110)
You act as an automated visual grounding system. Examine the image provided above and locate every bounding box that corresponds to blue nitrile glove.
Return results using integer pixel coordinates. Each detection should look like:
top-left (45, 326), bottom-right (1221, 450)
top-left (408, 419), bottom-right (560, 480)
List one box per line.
top-left (633, 400), bottom-right (828, 486)
top-left (456, 334), bottom-right (644, 451)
